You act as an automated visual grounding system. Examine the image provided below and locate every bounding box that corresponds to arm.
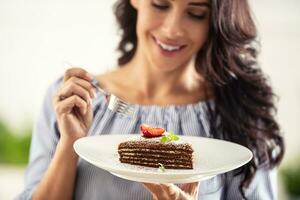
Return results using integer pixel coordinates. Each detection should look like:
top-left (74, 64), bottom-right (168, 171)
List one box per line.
top-left (32, 68), bottom-right (95, 200)
top-left (17, 68), bottom-right (96, 200)
top-left (17, 78), bottom-right (62, 200)
top-left (32, 138), bottom-right (79, 200)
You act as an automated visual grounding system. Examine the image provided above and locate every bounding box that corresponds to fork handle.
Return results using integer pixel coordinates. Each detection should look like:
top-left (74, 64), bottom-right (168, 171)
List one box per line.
top-left (90, 79), bottom-right (110, 96)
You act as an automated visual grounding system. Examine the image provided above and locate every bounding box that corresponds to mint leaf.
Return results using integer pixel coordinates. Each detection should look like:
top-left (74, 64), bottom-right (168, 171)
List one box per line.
top-left (160, 136), bottom-right (169, 143)
top-left (160, 132), bottom-right (180, 143)
top-left (171, 135), bottom-right (179, 141)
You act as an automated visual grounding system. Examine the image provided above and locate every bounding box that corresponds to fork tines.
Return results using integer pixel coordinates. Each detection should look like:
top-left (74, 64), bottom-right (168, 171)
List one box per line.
top-left (107, 95), bottom-right (135, 115)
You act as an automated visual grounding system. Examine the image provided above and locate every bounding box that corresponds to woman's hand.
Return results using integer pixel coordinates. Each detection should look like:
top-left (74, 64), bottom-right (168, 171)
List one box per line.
top-left (53, 67), bottom-right (96, 142)
top-left (143, 182), bottom-right (200, 200)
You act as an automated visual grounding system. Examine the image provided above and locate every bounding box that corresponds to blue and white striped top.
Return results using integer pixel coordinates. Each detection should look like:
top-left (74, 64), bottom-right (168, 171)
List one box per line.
top-left (17, 77), bottom-right (277, 200)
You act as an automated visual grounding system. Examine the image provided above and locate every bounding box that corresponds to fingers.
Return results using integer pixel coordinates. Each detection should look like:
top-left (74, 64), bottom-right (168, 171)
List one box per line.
top-left (142, 183), bottom-right (161, 200)
top-left (63, 67), bottom-right (93, 82)
top-left (143, 183), bottom-right (162, 193)
top-left (53, 67), bottom-right (97, 121)
top-left (143, 182), bottom-right (200, 200)
top-left (162, 184), bottom-right (181, 199)
top-left (55, 77), bottom-right (96, 104)
top-left (180, 182), bottom-right (200, 198)
top-left (142, 183), bottom-right (180, 200)
top-left (68, 76), bottom-right (96, 97)
top-left (55, 95), bottom-right (88, 115)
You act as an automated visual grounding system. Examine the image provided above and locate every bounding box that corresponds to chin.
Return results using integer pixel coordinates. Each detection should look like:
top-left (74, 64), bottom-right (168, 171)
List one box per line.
top-left (151, 61), bottom-right (183, 72)
top-left (152, 57), bottom-right (191, 72)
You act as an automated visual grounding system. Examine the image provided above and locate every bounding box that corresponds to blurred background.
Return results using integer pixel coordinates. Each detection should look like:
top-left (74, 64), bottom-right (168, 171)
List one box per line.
top-left (0, 0), bottom-right (299, 199)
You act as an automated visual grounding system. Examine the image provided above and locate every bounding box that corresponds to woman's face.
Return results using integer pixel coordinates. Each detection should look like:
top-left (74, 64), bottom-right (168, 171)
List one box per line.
top-left (131, 0), bottom-right (210, 72)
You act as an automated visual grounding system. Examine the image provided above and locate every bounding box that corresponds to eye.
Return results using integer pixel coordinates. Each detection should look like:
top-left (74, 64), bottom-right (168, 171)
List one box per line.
top-left (188, 12), bottom-right (207, 20)
top-left (151, 2), bottom-right (169, 10)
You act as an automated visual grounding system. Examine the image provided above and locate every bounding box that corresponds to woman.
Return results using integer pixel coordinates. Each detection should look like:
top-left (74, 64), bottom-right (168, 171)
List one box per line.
top-left (18, 0), bottom-right (284, 199)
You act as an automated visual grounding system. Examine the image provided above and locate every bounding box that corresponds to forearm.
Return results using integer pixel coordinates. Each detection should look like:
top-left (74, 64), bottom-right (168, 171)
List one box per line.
top-left (32, 138), bottom-right (78, 200)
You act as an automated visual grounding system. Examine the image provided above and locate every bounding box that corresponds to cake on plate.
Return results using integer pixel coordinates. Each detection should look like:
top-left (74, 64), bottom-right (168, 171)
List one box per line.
top-left (118, 124), bottom-right (194, 169)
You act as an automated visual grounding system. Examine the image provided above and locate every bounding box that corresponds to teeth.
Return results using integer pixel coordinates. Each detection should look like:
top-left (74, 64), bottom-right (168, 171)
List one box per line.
top-left (156, 39), bottom-right (181, 51)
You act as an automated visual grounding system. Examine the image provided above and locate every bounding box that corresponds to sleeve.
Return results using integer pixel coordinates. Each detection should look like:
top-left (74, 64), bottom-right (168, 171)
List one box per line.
top-left (16, 77), bottom-right (63, 200)
top-left (224, 167), bottom-right (278, 200)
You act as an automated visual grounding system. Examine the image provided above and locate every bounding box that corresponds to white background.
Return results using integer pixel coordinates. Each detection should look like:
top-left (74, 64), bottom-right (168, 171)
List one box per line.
top-left (0, 0), bottom-right (299, 199)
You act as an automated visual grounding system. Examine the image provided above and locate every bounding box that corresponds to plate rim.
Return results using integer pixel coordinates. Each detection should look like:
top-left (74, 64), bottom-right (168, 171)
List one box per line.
top-left (73, 134), bottom-right (253, 177)
top-left (110, 172), bottom-right (216, 184)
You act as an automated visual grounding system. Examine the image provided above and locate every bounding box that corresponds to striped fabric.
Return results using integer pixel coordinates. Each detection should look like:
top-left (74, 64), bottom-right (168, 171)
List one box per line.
top-left (17, 77), bottom-right (277, 200)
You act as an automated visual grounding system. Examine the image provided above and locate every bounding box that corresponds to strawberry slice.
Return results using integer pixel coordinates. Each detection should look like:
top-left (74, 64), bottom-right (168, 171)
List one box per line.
top-left (140, 124), bottom-right (165, 138)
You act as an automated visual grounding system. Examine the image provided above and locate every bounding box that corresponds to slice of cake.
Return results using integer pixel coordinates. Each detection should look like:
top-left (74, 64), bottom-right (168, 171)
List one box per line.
top-left (118, 124), bottom-right (194, 169)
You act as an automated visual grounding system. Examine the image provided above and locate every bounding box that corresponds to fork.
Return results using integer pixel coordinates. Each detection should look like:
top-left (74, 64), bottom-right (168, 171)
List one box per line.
top-left (90, 79), bottom-right (135, 116)
top-left (63, 61), bottom-right (135, 116)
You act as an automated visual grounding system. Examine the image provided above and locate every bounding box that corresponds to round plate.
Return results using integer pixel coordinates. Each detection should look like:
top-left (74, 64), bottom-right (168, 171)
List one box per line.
top-left (74, 134), bottom-right (252, 183)
top-left (110, 172), bottom-right (215, 184)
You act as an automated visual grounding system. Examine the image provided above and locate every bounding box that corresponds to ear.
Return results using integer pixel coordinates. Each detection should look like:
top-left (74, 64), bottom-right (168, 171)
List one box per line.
top-left (130, 0), bottom-right (138, 10)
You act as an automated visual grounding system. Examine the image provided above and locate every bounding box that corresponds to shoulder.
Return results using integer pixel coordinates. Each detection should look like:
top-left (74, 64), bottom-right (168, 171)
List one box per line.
top-left (94, 67), bottom-right (129, 97)
top-left (49, 76), bottom-right (63, 92)
top-left (95, 70), bottom-right (118, 90)
top-left (41, 76), bottom-right (63, 106)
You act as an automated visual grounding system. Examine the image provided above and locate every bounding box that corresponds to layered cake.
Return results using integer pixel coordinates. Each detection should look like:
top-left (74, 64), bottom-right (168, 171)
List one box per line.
top-left (118, 124), bottom-right (194, 169)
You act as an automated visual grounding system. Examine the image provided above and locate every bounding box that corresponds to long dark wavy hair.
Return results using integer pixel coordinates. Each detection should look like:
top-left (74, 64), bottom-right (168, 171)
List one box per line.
top-left (113, 0), bottom-right (285, 198)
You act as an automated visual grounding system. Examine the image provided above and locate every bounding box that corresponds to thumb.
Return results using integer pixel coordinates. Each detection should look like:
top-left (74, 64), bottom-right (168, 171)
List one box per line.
top-left (180, 182), bottom-right (200, 197)
top-left (142, 183), bottom-right (161, 193)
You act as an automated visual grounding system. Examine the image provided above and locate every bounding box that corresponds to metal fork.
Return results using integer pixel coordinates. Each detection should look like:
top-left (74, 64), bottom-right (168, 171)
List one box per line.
top-left (63, 61), bottom-right (135, 116)
top-left (90, 79), bottom-right (135, 116)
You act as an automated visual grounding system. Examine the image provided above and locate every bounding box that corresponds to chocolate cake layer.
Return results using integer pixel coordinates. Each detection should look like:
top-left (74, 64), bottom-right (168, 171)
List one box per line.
top-left (118, 136), bottom-right (194, 169)
top-left (118, 150), bottom-right (192, 158)
top-left (120, 156), bottom-right (192, 165)
top-left (118, 140), bottom-right (193, 152)
top-left (119, 152), bottom-right (192, 161)
top-left (119, 158), bottom-right (193, 169)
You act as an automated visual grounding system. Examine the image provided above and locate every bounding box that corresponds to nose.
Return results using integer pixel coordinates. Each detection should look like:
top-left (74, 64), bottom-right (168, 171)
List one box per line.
top-left (161, 10), bottom-right (185, 39)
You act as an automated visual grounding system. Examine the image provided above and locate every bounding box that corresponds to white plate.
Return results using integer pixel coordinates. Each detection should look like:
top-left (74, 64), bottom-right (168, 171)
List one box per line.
top-left (74, 134), bottom-right (252, 184)
top-left (110, 172), bottom-right (215, 184)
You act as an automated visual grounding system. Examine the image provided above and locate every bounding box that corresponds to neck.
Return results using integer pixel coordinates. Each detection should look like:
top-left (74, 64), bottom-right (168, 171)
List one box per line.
top-left (121, 47), bottom-right (204, 101)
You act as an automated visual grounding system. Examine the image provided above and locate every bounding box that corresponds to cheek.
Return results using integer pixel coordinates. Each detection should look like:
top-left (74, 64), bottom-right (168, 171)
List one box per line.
top-left (192, 26), bottom-right (210, 49)
top-left (136, 8), bottom-right (161, 36)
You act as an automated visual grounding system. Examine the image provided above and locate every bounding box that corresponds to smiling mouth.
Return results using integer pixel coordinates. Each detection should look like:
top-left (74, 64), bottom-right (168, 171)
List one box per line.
top-left (153, 36), bottom-right (186, 53)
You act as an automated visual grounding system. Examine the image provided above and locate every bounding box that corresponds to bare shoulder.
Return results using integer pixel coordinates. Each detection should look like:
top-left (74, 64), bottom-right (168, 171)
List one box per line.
top-left (95, 67), bottom-right (129, 95)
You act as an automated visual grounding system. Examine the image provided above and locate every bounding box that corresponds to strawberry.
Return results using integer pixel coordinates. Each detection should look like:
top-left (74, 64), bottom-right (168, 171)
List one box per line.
top-left (140, 124), bottom-right (165, 138)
